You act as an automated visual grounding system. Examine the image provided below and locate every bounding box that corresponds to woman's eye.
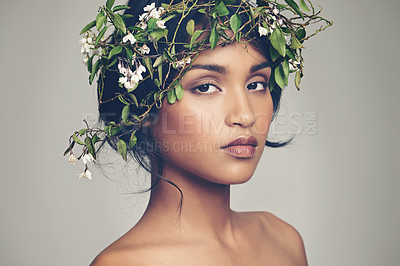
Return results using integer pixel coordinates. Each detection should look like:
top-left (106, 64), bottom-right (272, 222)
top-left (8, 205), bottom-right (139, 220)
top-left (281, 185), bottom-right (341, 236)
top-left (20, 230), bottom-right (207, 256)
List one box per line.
top-left (192, 84), bottom-right (218, 94)
top-left (247, 82), bottom-right (267, 91)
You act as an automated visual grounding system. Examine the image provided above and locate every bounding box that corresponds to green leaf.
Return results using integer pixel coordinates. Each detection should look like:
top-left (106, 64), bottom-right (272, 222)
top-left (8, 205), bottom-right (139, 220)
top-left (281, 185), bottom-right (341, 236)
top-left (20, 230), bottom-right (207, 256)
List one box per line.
top-left (72, 134), bottom-right (84, 145)
top-left (96, 15), bottom-right (106, 31)
top-left (167, 89), bottom-right (176, 104)
top-left (286, 49), bottom-right (296, 61)
top-left (175, 83), bottom-right (184, 100)
top-left (269, 27), bottom-right (286, 57)
top-left (79, 129), bottom-right (87, 136)
top-left (299, 0), bottom-right (310, 12)
top-left (125, 47), bottom-right (133, 61)
top-left (121, 105), bottom-right (130, 123)
top-left (129, 132), bottom-right (137, 149)
top-left (149, 29), bottom-right (168, 42)
top-left (147, 17), bottom-right (157, 31)
top-left (210, 27), bottom-right (218, 50)
top-left (158, 64), bottom-right (163, 85)
top-left (274, 65), bottom-right (285, 89)
top-left (143, 57), bottom-right (153, 79)
top-left (92, 133), bottom-right (99, 144)
top-left (63, 141), bottom-right (75, 156)
top-left (284, 0), bottom-right (304, 19)
top-left (291, 36), bottom-right (304, 49)
top-left (108, 45), bottom-right (123, 59)
top-left (80, 20), bottom-right (96, 35)
top-left (230, 14), bottom-right (241, 34)
top-left (269, 45), bottom-right (280, 62)
top-left (127, 93), bottom-right (139, 107)
top-left (215, 0), bottom-right (229, 16)
top-left (118, 94), bottom-right (130, 105)
top-left (163, 49), bottom-right (174, 62)
top-left (186, 20), bottom-right (195, 36)
top-left (106, 0), bottom-right (115, 10)
top-left (154, 78), bottom-right (161, 88)
top-left (113, 13), bottom-right (126, 34)
top-left (282, 60), bottom-right (289, 86)
top-left (295, 70), bottom-right (301, 90)
top-left (85, 136), bottom-right (96, 159)
top-left (190, 30), bottom-right (204, 49)
top-left (117, 139), bottom-right (127, 161)
top-left (153, 55), bottom-right (166, 68)
top-left (295, 28), bottom-right (306, 42)
top-left (113, 5), bottom-right (130, 12)
top-left (95, 26), bottom-right (108, 46)
top-left (89, 59), bottom-right (100, 85)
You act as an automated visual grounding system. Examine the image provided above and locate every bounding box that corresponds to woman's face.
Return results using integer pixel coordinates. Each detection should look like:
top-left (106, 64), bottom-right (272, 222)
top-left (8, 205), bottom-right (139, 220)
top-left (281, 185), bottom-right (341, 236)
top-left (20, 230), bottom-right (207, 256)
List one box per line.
top-left (151, 42), bottom-right (273, 185)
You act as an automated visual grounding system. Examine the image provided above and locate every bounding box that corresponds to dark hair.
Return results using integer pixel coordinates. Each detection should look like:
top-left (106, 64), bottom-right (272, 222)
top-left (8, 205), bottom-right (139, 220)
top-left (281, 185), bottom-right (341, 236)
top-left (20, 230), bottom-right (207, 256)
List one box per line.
top-left (96, 0), bottom-right (290, 193)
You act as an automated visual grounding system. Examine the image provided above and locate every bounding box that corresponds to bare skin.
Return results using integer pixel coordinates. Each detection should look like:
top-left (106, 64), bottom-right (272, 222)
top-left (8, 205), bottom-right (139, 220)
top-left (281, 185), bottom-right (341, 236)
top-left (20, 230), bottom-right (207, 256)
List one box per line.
top-left (91, 43), bottom-right (307, 266)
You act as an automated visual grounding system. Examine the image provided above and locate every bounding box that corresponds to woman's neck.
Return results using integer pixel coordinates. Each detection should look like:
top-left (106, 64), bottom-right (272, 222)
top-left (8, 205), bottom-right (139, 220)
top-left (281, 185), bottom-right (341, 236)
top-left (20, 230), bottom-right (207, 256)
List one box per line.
top-left (140, 163), bottom-right (235, 240)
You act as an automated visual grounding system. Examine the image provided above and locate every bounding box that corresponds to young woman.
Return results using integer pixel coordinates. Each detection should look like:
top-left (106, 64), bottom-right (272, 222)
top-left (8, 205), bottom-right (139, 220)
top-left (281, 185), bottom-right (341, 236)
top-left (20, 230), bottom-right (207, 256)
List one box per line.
top-left (92, 42), bottom-right (307, 265)
top-left (68, 0), bottom-right (330, 264)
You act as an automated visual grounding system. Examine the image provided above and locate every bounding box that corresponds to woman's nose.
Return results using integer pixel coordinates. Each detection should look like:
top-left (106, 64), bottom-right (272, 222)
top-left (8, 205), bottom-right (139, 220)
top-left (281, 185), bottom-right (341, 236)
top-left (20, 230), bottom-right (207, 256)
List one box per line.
top-left (224, 90), bottom-right (256, 128)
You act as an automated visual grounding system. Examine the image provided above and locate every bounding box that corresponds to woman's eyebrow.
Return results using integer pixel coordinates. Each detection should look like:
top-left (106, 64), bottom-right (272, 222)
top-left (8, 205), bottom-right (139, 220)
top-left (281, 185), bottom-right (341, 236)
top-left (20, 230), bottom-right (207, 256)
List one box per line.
top-left (250, 61), bottom-right (271, 73)
top-left (189, 64), bottom-right (227, 74)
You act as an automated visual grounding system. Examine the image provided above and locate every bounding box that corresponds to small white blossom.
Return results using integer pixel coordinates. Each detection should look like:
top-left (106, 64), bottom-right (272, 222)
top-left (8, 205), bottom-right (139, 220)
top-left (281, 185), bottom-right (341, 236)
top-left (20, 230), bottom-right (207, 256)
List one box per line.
top-left (77, 169), bottom-right (92, 180)
top-left (80, 35), bottom-right (95, 54)
top-left (137, 65), bottom-right (147, 74)
top-left (289, 59), bottom-right (301, 71)
top-left (258, 26), bottom-right (269, 36)
top-left (119, 76), bottom-right (128, 84)
top-left (139, 13), bottom-right (148, 22)
top-left (123, 33), bottom-right (136, 44)
top-left (82, 57), bottom-right (89, 66)
top-left (246, 0), bottom-right (258, 8)
top-left (149, 9), bottom-right (162, 19)
top-left (82, 153), bottom-right (95, 164)
top-left (143, 3), bottom-right (155, 12)
top-left (175, 57), bottom-right (192, 68)
top-left (119, 66), bottom-right (128, 75)
top-left (277, 19), bottom-right (283, 26)
top-left (272, 8), bottom-right (279, 16)
top-left (139, 44), bottom-right (150, 54)
top-left (68, 154), bottom-right (77, 164)
top-left (156, 20), bottom-right (166, 29)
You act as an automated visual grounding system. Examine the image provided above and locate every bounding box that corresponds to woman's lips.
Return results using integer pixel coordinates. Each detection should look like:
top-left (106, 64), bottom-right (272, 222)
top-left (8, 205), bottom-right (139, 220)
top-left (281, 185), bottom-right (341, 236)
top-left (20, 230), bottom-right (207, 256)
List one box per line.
top-left (221, 136), bottom-right (258, 158)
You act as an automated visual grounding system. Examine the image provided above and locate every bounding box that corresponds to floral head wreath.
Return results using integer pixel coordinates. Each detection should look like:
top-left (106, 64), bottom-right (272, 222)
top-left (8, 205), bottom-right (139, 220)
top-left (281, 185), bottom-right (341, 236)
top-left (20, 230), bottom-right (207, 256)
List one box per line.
top-left (65, 0), bottom-right (332, 179)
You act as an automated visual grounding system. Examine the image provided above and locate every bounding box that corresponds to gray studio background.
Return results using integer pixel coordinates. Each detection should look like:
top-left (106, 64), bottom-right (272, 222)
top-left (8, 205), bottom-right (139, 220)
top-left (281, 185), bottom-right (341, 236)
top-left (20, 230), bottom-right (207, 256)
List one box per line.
top-left (1, 0), bottom-right (399, 265)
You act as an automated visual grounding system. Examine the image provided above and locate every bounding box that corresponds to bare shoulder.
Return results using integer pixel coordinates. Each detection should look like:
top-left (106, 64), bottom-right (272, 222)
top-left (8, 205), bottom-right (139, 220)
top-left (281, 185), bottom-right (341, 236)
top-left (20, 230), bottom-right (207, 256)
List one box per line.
top-left (89, 227), bottom-right (183, 266)
top-left (90, 244), bottom-right (148, 266)
top-left (251, 211), bottom-right (308, 265)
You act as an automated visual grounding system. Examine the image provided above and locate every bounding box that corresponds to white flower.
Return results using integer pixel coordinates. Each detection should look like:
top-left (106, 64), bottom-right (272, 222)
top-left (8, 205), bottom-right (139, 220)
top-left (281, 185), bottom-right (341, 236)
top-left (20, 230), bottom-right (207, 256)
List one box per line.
top-left (156, 20), bottom-right (166, 29)
top-left (119, 76), bottom-right (128, 84)
top-left (82, 57), bottom-right (89, 66)
top-left (143, 3), bottom-right (155, 12)
top-left (139, 13), bottom-right (148, 22)
top-left (77, 169), bottom-right (92, 180)
top-left (149, 9), bottom-right (161, 19)
top-left (82, 153), bottom-right (95, 164)
top-left (246, 0), bottom-right (258, 8)
top-left (277, 19), bottom-right (283, 26)
top-left (137, 65), bottom-right (146, 74)
top-left (80, 35), bottom-right (94, 54)
top-left (258, 26), bottom-right (269, 36)
top-left (68, 154), bottom-right (77, 164)
top-left (272, 8), bottom-right (279, 16)
top-left (123, 33), bottom-right (136, 44)
top-left (119, 66), bottom-right (128, 75)
top-left (175, 57), bottom-right (192, 68)
top-left (139, 44), bottom-right (150, 54)
top-left (139, 21), bottom-right (147, 30)
top-left (289, 59), bottom-right (301, 71)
